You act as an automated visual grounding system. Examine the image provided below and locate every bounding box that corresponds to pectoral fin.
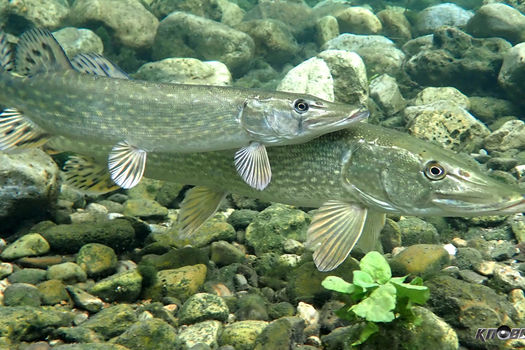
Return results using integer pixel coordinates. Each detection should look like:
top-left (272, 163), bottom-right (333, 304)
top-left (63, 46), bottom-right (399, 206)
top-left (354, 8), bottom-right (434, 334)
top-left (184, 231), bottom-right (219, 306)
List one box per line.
top-left (63, 155), bottom-right (119, 194)
top-left (354, 211), bottom-right (386, 253)
top-left (108, 141), bottom-right (147, 189)
top-left (178, 186), bottom-right (226, 236)
top-left (234, 142), bottom-right (272, 191)
top-left (0, 108), bottom-right (50, 152)
top-left (306, 200), bottom-right (368, 272)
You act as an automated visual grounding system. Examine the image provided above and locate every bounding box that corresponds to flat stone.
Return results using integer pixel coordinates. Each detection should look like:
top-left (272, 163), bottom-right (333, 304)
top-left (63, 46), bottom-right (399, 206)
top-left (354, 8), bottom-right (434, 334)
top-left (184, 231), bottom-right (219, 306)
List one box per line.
top-left (90, 269), bottom-right (143, 303)
top-left (80, 304), bottom-right (137, 339)
top-left (112, 318), bottom-right (177, 350)
top-left (335, 6), bottom-right (382, 35)
top-left (37, 279), bottom-right (71, 305)
top-left (47, 262), bottom-right (87, 284)
top-left (391, 244), bottom-right (450, 276)
top-left (220, 320), bottom-right (268, 350)
top-left (467, 3), bottom-right (525, 44)
top-left (178, 320), bottom-right (223, 349)
top-left (77, 243), bottom-right (118, 278)
top-left (8, 0), bottom-right (69, 29)
top-left (179, 292), bottom-right (229, 324)
top-left (1, 233), bottom-right (50, 260)
top-left (66, 286), bottom-right (104, 313)
top-left (144, 264), bottom-right (207, 302)
top-left (4, 283), bottom-right (41, 307)
top-left (8, 268), bottom-right (47, 285)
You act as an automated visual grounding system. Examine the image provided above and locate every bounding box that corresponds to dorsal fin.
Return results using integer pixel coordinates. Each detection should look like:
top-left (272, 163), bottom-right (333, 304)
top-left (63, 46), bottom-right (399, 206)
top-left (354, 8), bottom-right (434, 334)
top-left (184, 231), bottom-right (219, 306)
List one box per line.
top-left (0, 32), bottom-right (14, 72)
top-left (15, 28), bottom-right (73, 76)
top-left (71, 53), bottom-right (129, 79)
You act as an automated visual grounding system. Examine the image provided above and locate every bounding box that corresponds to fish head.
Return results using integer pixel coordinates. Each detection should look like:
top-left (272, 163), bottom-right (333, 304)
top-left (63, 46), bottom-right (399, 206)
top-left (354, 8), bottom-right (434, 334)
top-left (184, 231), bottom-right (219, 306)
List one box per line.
top-left (341, 130), bottom-right (525, 217)
top-left (240, 95), bottom-right (369, 144)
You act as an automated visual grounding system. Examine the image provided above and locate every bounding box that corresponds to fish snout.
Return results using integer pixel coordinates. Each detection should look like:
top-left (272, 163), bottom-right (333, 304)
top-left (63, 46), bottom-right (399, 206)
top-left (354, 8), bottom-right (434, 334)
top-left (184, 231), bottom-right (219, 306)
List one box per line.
top-left (303, 106), bottom-right (369, 130)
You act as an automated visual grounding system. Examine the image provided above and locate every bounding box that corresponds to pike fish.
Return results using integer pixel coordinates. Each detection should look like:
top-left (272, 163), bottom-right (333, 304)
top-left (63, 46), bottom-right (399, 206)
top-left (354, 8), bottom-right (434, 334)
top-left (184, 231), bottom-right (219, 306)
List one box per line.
top-left (0, 28), bottom-right (368, 191)
top-left (47, 122), bottom-right (525, 270)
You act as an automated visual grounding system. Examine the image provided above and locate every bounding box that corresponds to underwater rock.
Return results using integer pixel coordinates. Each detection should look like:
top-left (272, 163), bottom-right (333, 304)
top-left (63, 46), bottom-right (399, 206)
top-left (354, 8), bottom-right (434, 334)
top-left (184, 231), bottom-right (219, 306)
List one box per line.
top-left (41, 219), bottom-right (136, 253)
top-left (253, 316), bottom-right (305, 350)
top-left (47, 262), bottom-right (87, 284)
top-left (376, 7), bottom-right (412, 44)
top-left (211, 240), bottom-right (246, 266)
top-left (123, 198), bottom-right (168, 219)
top-left (134, 58), bottom-right (232, 86)
top-left (454, 247), bottom-right (483, 270)
top-left (141, 246), bottom-right (209, 270)
top-left (369, 74), bottom-right (406, 116)
top-left (8, 0), bottom-right (69, 29)
top-left (468, 96), bottom-right (517, 125)
top-left (0, 305), bottom-right (74, 342)
top-left (179, 292), bottom-right (230, 324)
top-left (317, 49), bottom-right (368, 106)
top-left (405, 26), bottom-right (511, 94)
top-left (220, 320), bottom-right (268, 350)
top-left (380, 218), bottom-right (402, 253)
top-left (77, 243), bottom-right (118, 278)
top-left (144, 264), bottom-right (207, 302)
top-left (405, 100), bottom-right (490, 152)
top-left (90, 269), bottom-right (143, 303)
top-left (426, 275), bottom-right (519, 349)
top-left (322, 33), bottom-right (405, 77)
top-left (55, 326), bottom-right (104, 344)
top-left (236, 19), bottom-right (299, 67)
top-left (174, 217), bottom-right (236, 248)
top-left (413, 86), bottom-right (470, 109)
top-left (490, 265), bottom-right (525, 293)
top-left (53, 27), bottom-right (104, 58)
top-left (484, 120), bottom-right (525, 152)
top-left (315, 15), bottom-right (339, 47)
top-left (245, 204), bottom-right (310, 256)
top-left (268, 302), bottom-right (295, 320)
top-left (3, 283), bottom-right (41, 307)
top-left (236, 294), bottom-right (269, 321)
top-left (149, 0), bottom-right (222, 21)
top-left (335, 6), bottom-right (382, 35)
top-left (397, 217), bottom-right (440, 246)
top-left (66, 285), bottom-right (104, 313)
top-left (227, 209), bottom-right (258, 230)
top-left (390, 244), bottom-right (450, 276)
top-left (498, 42), bottom-right (525, 104)
top-left (415, 3), bottom-right (473, 36)
top-left (153, 11), bottom-right (254, 76)
top-left (70, 0), bottom-right (159, 49)
top-left (467, 3), bottom-right (525, 45)
top-left (297, 302), bottom-right (319, 336)
top-left (111, 318), bottom-right (178, 350)
top-left (177, 320), bottom-right (223, 349)
top-left (0, 262), bottom-right (13, 279)
top-left (277, 57), bottom-right (334, 102)
top-left (37, 279), bottom-right (71, 305)
top-left (0, 149), bottom-right (59, 232)
top-left (1, 233), bottom-right (50, 260)
top-left (8, 268), bottom-right (47, 285)
top-left (80, 304), bottom-right (137, 339)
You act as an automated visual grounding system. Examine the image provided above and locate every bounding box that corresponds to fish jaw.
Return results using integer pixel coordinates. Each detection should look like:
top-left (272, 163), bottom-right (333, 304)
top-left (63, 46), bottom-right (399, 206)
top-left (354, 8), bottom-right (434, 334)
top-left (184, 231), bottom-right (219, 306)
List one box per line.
top-left (430, 191), bottom-right (525, 216)
top-left (301, 106), bottom-right (369, 134)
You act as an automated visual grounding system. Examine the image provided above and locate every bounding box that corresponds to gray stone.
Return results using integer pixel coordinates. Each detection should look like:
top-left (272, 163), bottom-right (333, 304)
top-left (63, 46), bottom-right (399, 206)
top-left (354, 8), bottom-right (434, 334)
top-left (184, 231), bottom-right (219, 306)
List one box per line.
top-left (413, 87), bottom-right (470, 109)
top-left (227, 209), bottom-right (258, 230)
top-left (490, 265), bottom-right (525, 292)
top-left (220, 320), bottom-right (268, 350)
top-left (77, 243), bottom-right (118, 278)
top-left (8, 0), bottom-right (69, 29)
top-left (277, 57), bottom-right (334, 102)
top-left (415, 3), bottom-right (473, 35)
top-left (245, 204), bottom-right (310, 256)
top-left (315, 15), bottom-right (339, 47)
top-left (211, 241), bottom-right (245, 266)
top-left (4, 283), bottom-right (41, 307)
top-left (173, 217), bottom-right (236, 248)
top-left (53, 344), bottom-right (129, 350)
top-left (134, 58), bottom-right (231, 86)
top-left (468, 96), bottom-right (517, 125)
top-left (236, 294), bottom-right (269, 321)
top-left (317, 49), bottom-right (368, 105)
top-left (112, 318), bottom-right (177, 350)
top-left (253, 316), bottom-right (305, 350)
top-left (397, 217), bottom-right (440, 246)
top-left (454, 247), bottom-right (482, 270)
top-left (66, 285), bottom-right (104, 313)
top-left (335, 6), bottom-right (381, 35)
top-left (268, 302), bottom-right (295, 320)
top-left (498, 42), bottom-right (525, 104)
top-left (153, 11), bottom-right (254, 76)
top-left (149, 0), bottom-right (223, 20)
top-left (179, 292), bottom-right (229, 324)
top-left (376, 8), bottom-right (412, 44)
top-left (484, 120), bottom-right (525, 152)
top-left (0, 150), bottom-right (59, 231)
top-left (80, 304), bottom-right (138, 339)
top-left (8, 268), bottom-right (47, 284)
top-left (37, 279), bottom-right (71, 305)
top-left (467, 3), bottom-right (525, 44)
top-left (369, 74), bottom-right (406, 116)
top-left (237, 19), bottom-right (299, 67)
top-left (0, 306), bottom-right (74, 342)
top-left (53, 27), bottom-right (104, 58)
top-left (123, 199), bottom-right (168, 219)
top-left (47, 262), bottom-right (87, 284)
top-left (1, 233), bottom-right (50, 260)
top-left (41, 219), bottom-right (136, 253)
top-left (405, 101), bottom-right (490, 152)
top-left (178, 320), bottom-right (223, 349)
top-left (70, 0), bottom-right (159, 49)
top-left (458, 270), bottom-right (487, 285)
top-left (90, 269), bottom-right (143, 303)
top-left (55, 326), bottom-right (104, 344)
top-left (323, 33), bottom-right (405, 78)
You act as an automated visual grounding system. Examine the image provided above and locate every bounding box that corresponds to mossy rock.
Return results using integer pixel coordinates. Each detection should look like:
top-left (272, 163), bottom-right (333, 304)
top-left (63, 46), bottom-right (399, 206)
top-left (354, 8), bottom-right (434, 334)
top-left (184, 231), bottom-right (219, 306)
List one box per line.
top-left (220, 320), bottom-right (268, 350)
top-left (112, 318), bottom-right (177, 350)
top-left (179, 292), bottom-right (229, 324)
top-left (90, 269), bottom-right (143, 303)
top-left (77, 243), bottom-right (118, 278)
top-left (80, 304), bottom-right (137, 339)
top-left (390, 244), bottom-right (450, 276)
top-left (143, 264), bottom-right (207, 302)
top-left (37, 279), bottom-right (71, 305)
top-left (0, 233), bottom-right (50, 260)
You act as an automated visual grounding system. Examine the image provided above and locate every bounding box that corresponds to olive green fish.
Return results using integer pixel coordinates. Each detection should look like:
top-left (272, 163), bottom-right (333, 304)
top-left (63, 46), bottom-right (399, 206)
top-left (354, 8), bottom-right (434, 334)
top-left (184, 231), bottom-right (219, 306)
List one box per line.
top-left (0, 28), bottom-right (368, 191)
top-left (47, 122), bottom-right (525, 271)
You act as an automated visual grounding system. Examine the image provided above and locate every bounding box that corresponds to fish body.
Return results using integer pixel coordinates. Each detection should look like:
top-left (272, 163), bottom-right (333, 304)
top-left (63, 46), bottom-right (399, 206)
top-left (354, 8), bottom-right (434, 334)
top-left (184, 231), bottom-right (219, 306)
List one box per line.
top-left (0, 29), bottom-right (368, 190)
top-left (48, 122), bottom-right (525, 271)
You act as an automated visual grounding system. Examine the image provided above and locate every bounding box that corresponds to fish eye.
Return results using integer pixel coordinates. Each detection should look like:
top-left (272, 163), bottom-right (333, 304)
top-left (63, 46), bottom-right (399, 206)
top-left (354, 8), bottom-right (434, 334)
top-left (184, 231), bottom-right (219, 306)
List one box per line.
top-left (424, 161), bottom-right (447, 180)
top-left (294, 99), bottom-right (309, 113)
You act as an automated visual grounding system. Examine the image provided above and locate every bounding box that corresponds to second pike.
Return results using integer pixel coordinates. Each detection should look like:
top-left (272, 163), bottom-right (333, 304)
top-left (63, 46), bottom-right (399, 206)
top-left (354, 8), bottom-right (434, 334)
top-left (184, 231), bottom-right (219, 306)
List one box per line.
top-left (0, 28), bottom-right (368, 190)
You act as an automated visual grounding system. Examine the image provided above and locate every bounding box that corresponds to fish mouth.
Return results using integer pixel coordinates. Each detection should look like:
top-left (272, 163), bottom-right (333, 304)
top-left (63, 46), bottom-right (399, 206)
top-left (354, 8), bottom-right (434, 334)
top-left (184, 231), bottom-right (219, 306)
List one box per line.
top-left (431, 193), bottom-right (525, 216)
top-left (304, 107), bottom-right (369, 130)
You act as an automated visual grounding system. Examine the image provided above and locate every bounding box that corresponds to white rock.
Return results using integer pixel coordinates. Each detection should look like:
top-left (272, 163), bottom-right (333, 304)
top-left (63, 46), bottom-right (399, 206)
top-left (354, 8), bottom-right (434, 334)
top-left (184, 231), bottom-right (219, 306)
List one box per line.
top-left (498, 42), bottom-right (525, 102)
top-left (335, 6), bottom-right (382, 35)
top-left (484, 120), bottom-right (525, 152)
top-left (369, 74), bottom-right (406, 115)
top-left (9, 0), bottom-right (69, 29)
top-left (415, 3), bottom-right (473, 35)
top-left (53, 27), bottom-right (104, 58)
top-left (297, 302), bottom-right (319, 328)
top-left (413, 87), bottom-right (470, 109)
top-left (277, 57), bottom-right (334, 101)
top-left (443, 243), bottom-right (457, 256)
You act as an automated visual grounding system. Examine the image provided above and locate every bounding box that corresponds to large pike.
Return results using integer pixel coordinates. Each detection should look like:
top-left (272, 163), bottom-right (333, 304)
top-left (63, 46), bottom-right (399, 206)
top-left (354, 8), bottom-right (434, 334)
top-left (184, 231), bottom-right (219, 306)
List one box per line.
top-left (0, 28), bottom-right (368, 190)
top-left (47, 122), bottom-right (525, 271)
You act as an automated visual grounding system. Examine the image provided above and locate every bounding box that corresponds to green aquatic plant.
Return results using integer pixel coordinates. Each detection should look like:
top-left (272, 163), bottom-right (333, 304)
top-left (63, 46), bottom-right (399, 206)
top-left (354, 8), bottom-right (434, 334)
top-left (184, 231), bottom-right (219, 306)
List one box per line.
top-left (322, 251), bottom-right (430, 346)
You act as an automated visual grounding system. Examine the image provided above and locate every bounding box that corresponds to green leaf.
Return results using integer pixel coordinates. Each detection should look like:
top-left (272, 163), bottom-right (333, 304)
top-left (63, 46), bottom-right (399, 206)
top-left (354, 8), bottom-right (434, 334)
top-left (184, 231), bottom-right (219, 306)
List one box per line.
top-left (352, 270), bottom-right (378, 289)
top-left (351, 283), bottom-right (396, 322)
top-left (390, 276), bottom-right (407, 284)
top-left (352, 322), bottom-right (379, 346)
top-left (322, 276), bottom-right (356, 294)
top-left (390, 279), bottom-right (430, 305)
top-left (359, 251), bottom-right (391, 284)
top-left (410, 276), bottom-right (424, 286)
